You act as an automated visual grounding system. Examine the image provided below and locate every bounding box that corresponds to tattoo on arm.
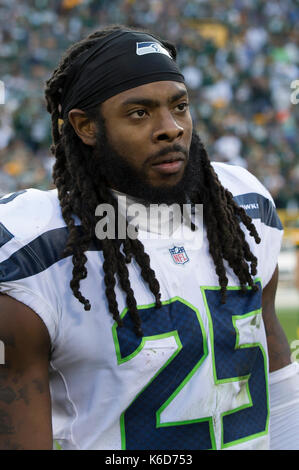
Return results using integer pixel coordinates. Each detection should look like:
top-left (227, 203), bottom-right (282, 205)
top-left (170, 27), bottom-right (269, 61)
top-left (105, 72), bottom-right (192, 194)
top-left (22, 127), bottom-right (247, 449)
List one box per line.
top-left (0, 386), bottom-right (17, 405)
top-left (0, 438), bottom-right (24, 450)
top-left (32, 378), bottom-right (45, 394)
top-left (0, 409), bottom-right (14, 435)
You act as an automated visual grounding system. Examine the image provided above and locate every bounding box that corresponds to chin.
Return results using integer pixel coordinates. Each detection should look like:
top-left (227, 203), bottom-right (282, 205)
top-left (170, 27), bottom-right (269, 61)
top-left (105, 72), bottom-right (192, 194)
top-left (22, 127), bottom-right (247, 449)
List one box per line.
top-left (150, 179), bottom-right (181, 189)
top-left (149, 170), bottom-right (186, 188)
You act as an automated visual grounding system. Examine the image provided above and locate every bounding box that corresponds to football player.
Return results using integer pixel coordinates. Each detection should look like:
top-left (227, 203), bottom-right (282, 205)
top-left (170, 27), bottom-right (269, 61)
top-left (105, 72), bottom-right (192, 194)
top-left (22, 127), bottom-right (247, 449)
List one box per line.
top-left (0, 25), bottom-right (298, 450)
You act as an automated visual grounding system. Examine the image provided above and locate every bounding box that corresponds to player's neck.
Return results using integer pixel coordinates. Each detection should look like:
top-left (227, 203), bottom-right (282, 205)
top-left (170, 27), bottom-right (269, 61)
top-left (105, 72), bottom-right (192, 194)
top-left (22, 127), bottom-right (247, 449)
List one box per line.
top-left (110, 188), bottom-right (197, 238)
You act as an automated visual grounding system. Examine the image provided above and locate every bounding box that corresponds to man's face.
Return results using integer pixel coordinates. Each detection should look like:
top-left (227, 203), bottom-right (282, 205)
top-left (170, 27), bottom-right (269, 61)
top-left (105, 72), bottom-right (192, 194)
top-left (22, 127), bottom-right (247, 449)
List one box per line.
top-left (97, 81), bottom-right (193, 201)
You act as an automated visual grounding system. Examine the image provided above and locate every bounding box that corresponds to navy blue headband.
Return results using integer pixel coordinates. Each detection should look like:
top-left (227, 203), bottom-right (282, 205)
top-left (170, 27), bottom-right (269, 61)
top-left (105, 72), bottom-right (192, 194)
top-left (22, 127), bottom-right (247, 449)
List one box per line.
top-left (60, 30), bottom-right (185, 119)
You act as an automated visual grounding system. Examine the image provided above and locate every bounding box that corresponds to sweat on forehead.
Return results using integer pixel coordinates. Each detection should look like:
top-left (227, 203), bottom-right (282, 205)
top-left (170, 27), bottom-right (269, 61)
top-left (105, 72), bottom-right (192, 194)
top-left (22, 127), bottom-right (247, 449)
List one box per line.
top-left (60, 30), bottom-right (185, 119)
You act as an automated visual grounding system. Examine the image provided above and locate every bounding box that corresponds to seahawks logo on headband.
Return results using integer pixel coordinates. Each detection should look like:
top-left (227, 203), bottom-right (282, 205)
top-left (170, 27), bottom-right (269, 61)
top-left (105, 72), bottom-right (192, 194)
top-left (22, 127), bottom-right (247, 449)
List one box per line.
top-left (136, 42), bottom-right (172, 59)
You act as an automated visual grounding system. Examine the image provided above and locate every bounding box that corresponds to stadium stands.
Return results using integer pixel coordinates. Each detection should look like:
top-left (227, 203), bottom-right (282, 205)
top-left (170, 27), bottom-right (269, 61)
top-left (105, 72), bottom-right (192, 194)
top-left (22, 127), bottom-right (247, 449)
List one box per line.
top-left (0, 0), bottom-right (298, 211)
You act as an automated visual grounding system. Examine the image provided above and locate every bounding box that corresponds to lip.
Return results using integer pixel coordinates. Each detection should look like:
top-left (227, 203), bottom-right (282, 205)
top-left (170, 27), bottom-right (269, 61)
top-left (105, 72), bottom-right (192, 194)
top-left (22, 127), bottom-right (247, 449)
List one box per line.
top-left (151, 152), bottom-right (185, 175)
top-left (151, 160), bottom-right (184, 175)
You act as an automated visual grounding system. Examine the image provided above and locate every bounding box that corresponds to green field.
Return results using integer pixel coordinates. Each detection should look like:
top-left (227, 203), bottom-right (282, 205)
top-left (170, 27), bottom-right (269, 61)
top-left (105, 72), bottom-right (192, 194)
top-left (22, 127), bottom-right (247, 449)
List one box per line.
top-left (277, 308), bottom-right (299, 346)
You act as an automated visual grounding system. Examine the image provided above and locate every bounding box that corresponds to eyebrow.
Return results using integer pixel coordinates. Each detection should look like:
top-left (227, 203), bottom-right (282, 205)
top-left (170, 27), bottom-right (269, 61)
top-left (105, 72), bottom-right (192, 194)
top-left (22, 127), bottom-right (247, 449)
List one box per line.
top-left (121, 89), bottom-right (188, 109)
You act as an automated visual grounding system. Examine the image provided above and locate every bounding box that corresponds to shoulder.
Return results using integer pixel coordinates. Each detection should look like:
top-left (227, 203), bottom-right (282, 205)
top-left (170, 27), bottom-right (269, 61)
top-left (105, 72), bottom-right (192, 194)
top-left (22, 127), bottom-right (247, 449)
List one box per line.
top-left (211, 162), bottom-right (273, 201)
top-left (211, 162), bottom-right (282, 230)
top-left (0, 188), bottom-right (65, 246)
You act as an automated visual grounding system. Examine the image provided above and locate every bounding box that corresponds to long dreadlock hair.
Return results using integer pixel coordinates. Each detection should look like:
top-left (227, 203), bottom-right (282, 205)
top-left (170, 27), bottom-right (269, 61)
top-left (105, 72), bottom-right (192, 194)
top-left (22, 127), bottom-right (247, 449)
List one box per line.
top-left (45, 24), bottom-right (261, 337)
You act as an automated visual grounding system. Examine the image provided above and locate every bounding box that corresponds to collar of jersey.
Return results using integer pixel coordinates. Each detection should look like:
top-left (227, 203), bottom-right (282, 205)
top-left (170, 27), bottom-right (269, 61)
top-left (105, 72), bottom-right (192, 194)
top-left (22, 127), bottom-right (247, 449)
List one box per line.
top-left (109, 189), bottom-right (203, 249)
top-left (111, 188), bottom-right (176, 236)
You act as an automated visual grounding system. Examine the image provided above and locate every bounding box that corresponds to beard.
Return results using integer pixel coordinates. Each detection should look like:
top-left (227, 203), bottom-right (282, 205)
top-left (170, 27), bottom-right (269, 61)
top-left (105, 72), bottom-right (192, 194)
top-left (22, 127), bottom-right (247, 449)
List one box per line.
top-left (92, 118), bottom-right (202, 205)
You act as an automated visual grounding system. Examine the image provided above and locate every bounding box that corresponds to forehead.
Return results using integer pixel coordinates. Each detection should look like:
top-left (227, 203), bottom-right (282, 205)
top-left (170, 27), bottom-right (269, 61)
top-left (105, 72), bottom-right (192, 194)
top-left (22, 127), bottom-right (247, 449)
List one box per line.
top-left (101, 81), bottom-right (188, 110)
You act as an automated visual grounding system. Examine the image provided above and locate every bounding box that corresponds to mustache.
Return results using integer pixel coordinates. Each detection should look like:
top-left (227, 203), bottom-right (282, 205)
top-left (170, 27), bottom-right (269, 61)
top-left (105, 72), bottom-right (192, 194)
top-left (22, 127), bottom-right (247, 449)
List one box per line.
top-left (144, 144), bottom-right (189, 166)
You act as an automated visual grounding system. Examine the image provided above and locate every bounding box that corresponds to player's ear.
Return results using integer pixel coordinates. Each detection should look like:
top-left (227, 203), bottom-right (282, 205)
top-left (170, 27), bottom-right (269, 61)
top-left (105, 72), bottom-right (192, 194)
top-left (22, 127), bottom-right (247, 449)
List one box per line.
top-left (68, 109), bottom-right (97, 146)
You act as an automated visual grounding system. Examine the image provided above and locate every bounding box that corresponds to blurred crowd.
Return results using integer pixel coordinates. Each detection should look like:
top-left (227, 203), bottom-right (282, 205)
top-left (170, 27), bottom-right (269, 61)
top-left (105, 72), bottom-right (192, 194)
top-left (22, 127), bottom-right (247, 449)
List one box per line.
top-left (0, 0), bottom-right (298, 208)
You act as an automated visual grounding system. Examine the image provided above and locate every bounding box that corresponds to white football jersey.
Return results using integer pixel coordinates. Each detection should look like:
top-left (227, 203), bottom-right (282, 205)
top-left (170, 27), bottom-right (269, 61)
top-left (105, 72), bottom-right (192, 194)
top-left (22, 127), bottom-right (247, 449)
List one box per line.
top-left (0, 163), bottom-right (283, 450)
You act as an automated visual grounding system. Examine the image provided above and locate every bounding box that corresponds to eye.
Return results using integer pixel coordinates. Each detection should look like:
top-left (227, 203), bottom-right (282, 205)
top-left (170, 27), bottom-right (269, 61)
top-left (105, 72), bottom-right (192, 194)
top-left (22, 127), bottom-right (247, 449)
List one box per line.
top-left (175, 102), bottom-right (189, 112)
top-left (130, 109), bottom-right (147, 119)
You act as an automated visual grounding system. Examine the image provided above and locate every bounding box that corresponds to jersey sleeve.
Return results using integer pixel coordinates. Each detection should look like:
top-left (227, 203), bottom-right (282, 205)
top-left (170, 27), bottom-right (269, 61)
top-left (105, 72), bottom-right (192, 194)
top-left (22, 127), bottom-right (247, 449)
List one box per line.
top-left (252, 192), bottom-right (283, 288)
top-left (212, 162), bottom-right (284, 288)
top-left (0, 189), bottom-right (62, 345)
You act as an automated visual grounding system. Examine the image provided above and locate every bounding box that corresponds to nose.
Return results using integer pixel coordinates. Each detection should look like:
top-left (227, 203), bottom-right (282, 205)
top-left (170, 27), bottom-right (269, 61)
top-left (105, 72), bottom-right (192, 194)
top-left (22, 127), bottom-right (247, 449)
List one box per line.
top-left (152, 111), bottom-right (184, 143)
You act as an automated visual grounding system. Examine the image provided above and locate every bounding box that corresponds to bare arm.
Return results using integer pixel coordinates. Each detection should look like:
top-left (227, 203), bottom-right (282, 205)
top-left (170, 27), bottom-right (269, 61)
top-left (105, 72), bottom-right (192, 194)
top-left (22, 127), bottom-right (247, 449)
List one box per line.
top-left (0, 294), bottom-right (52, 450)
top-left (262, 265), bottom-right (291, 372)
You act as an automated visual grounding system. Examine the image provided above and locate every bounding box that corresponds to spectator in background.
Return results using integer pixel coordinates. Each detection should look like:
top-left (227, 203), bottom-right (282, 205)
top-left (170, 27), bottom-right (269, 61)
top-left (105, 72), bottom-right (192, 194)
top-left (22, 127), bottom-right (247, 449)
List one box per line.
top-left (0, 0), bottom-right (298, 208)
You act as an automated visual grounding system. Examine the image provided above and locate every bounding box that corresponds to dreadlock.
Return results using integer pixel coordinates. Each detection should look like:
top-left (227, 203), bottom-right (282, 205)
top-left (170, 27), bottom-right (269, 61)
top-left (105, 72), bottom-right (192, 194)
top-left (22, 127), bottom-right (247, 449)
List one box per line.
top-left (45, 24), bottom-right (261, 337)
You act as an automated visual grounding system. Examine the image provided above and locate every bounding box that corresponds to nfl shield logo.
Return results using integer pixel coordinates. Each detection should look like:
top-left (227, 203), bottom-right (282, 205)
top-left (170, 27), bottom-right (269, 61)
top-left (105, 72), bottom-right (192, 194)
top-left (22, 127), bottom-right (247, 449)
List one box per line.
top-left (169, 246), bottom-right (189, 265)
